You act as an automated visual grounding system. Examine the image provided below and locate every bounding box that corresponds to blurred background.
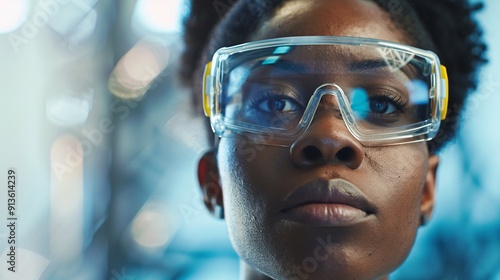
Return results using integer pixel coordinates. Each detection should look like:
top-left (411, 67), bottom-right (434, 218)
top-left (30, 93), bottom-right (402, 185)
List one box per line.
top-left (0, 0), bottom-right (498, 279)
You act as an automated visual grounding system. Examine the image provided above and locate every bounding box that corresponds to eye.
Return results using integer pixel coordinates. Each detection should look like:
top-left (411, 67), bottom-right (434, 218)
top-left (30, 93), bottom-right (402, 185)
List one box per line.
top-left (258, 96), bottom-right (300, 113)
top-left (369, 99), bottom-right (397, 114)
top-left (242, 85), bottom-right (304, 128)
top-left (350, 87), bottom-right (406, 116)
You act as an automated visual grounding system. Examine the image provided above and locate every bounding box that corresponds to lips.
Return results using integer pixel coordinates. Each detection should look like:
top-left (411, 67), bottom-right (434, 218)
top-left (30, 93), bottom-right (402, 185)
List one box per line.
top-left (280, 178), bottom-right (377, 226)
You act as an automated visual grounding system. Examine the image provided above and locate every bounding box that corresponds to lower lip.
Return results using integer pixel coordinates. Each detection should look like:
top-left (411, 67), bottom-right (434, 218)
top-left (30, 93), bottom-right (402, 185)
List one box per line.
top-left (282, 204), bottom-right (372, 227)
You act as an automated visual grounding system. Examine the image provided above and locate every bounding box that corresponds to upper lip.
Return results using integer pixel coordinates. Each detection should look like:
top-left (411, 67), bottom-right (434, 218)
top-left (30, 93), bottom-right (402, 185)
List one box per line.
top-left (280, 178), bottom-right (377, 214)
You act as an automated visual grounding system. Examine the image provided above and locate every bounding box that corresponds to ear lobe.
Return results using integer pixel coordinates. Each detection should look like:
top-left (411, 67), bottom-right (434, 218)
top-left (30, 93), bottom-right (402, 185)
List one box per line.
top-left (420, 155), bottom-right (439, 224)
top-left (198, 150), bottom-right (224, 219)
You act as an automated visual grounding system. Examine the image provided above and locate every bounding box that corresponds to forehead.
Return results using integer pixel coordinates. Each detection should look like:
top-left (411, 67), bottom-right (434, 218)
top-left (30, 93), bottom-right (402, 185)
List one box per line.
top-left (251, 0), bottom-right (409, 44)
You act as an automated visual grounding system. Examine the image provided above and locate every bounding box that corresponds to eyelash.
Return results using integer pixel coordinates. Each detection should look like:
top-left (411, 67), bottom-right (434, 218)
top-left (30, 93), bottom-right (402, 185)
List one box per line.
top-left (368, 89), bottom-right (409, 113)
top-left (247, 90), bottom-right (304, 113)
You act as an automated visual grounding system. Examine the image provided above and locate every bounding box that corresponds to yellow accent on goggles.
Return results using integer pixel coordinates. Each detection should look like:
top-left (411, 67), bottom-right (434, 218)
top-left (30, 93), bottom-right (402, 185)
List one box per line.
top-left (203, 61), bottom-right (212, 117)
top-left (440, 65), bottom-right (449, 120)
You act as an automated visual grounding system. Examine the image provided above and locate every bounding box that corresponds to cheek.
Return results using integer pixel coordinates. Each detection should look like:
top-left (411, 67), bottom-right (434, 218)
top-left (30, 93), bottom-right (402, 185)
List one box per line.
top-left (378, 145), bottom-right (428, 210)
top-left (216, 138), bottom-right (305, 277)
top-left (365, 144), bottom-right (429, 249)
top-left (217, 137), bottom-right (289, 211)
top-left (216, 138), bottom-right (280, 261)
top-left (217, 139), bottom-right (257, 224)
top-left (217, 138), bottom-right (277, 212)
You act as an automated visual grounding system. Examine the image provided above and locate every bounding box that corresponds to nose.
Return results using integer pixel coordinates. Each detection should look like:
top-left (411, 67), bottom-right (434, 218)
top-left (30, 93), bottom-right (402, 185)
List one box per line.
top-left (289, 95), bottom-right (364, 169)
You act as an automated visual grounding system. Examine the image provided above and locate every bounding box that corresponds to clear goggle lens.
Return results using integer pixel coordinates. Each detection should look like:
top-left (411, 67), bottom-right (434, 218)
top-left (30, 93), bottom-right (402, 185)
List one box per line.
top-left (205, 38), bottom-right (448, 146)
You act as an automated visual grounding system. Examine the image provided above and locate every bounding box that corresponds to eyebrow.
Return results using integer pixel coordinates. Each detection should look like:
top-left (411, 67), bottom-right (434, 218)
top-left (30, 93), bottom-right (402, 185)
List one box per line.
top-left (249, 57), bottom-right (417, 81)
top-left (258, 58), bottom-right (391, 73)
top-left (348, 59), bottom-right (391, 72)
top-left (253, 58), bottom-right (310, 74)
top-left (349, 59), bottom-right (419, 81)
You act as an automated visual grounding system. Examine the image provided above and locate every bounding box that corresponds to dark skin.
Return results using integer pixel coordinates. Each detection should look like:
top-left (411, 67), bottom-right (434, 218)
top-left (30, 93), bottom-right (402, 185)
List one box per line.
top-left (198, 0), bottom-right (438, 279)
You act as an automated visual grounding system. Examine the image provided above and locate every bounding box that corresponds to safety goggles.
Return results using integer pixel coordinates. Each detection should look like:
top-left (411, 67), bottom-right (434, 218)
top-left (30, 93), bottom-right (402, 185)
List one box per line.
top-left (202, 36), bottom-right (448, 146)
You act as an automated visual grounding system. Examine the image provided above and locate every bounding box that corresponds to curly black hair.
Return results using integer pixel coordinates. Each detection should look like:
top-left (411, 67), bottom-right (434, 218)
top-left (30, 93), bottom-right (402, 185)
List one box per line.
top-left (180, 0), bottom-right (487, 152)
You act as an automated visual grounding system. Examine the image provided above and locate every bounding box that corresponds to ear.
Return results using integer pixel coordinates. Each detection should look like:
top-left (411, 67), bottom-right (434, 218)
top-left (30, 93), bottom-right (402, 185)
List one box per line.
top-left (197, 150), bottom-right (224, 219)
top-left (420, 154), bottom-right (439, 225)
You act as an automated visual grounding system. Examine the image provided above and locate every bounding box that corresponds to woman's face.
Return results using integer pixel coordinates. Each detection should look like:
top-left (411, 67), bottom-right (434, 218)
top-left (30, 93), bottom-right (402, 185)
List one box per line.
top-left (200, 0), bottom-right (438, 279)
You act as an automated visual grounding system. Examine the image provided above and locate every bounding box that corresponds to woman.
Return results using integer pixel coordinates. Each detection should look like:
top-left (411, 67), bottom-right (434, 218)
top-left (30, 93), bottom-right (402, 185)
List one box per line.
top-left (180, 0), bottom-right (487, 279)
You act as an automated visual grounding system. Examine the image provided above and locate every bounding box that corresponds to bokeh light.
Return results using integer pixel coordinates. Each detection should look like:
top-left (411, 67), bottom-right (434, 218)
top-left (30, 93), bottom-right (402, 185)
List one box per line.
top-left (109, 39), bottom-right (170, 100)
top-left (0, 0), bottom-right (29, 34)
top-left (50, 135), bottom-right (84, 261)
top-left (131, 204), bottom-right (175, 249)
top-left (46, 89), bottom-right (94, 128)
top-left (132, 0), bottom-right (185, 34)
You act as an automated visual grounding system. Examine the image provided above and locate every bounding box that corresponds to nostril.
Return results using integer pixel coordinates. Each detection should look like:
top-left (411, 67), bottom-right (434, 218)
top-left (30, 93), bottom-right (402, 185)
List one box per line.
top-left (301, 146), bottom-right (355, 163)
top-left (291, 137), bottom-right (363, 169)
top-left (336, 147), bottom-right (355, 162)
top-left (303, 145), bottom-right (322, 161)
